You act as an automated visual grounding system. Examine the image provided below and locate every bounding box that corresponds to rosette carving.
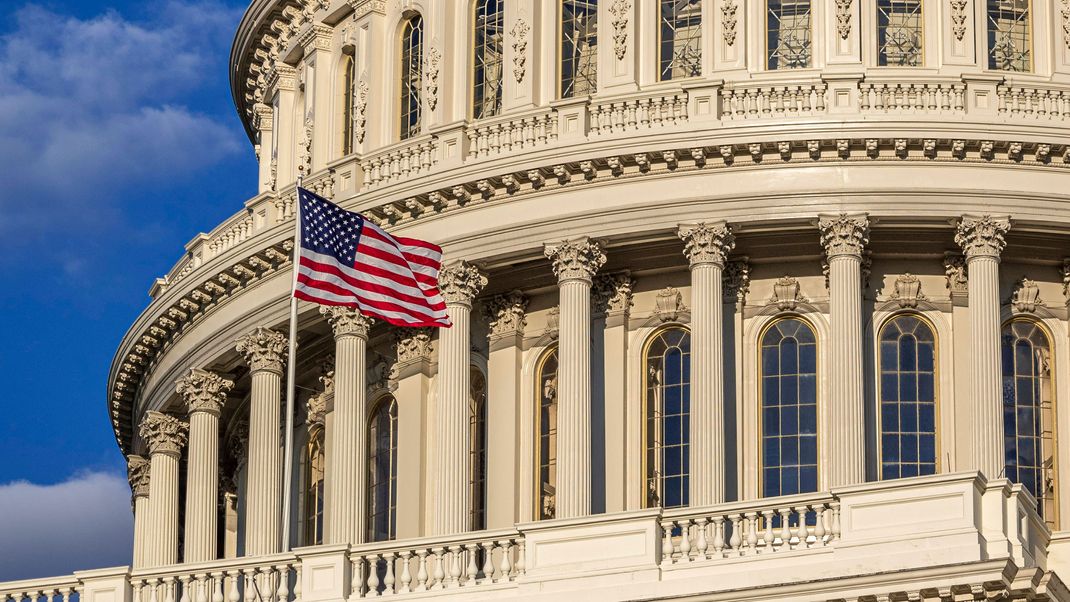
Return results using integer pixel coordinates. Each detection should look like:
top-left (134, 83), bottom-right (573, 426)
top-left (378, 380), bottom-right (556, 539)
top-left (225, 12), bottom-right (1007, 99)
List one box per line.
top-left (955, 215), bottom-right (1011, 259)
top-left (819, 213), bottom-right (870, 258)
top-left (235, 327), bottom-right (287, 374)
top-left (321, 306), bottom-right (374, 338)
top-left (545, 238), bottom-right (607, 283)
top-left (127, 455), bottom-right (151, 498)
top-left (139, 411), bottom-right (189, 457)
top-left (679, 222), bottom-right (735, 267)
top-left (486, 291), bottom-right (529, 337)
top-left (176, 368), bottom-right (234, 416)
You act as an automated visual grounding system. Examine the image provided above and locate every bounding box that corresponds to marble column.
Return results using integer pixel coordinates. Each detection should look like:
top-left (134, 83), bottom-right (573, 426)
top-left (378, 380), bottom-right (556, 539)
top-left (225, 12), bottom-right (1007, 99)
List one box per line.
top-left (955, 215), bottom-right (1012, 478)
top-left (177, 368), bottom-right (233, 563)
top-left (321, 307), bottom-right (373, 544)
top-left (139, 411), bottom-right (188, 567)
top-left (678, 222), bottom-right (735, 506)
top-left (485, 292), bottom-right (529, 528)
top-left (431, 262), bottom-right (487, 535)
top-left (235, 327), bottom-right (288, 556)
top-left (819, 213), bottom-right (870, 487)
top-left (126, 455), bottom-right (151, 569)
top-left (545, 238), bottom-right (606, 518)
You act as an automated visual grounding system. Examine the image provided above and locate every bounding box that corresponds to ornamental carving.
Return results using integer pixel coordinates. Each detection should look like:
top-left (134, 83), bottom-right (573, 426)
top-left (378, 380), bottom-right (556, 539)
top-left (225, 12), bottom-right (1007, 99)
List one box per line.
top-left (485, 291), bottom-right (529, 337)
top-left (425, 46), bottom-right (442, 111)
top-left (306, 361), bottom-right (332, 429)
top-left (139, 411), bottom-right (189, 457)
top-left (176, 368), bottom-right (234, 416)
top-left (321, 305), bottom-right (374, 339)
top-left (1012, 278), bottom-right (1042, 313)
top-left (439, 261), bottom-right (488, 306)
top-left (1063, 260), bottom-right (1070, 302)
top-left (655, 287), bottom-right (686, 322)
top-left (835, 0), bottom-right (853, 40)
top-left (890, 273), bottom-right (926, 308)
top-left (546, 306), bottom-right (560, 338)
top-left (545, 238), bottom-right (607, 283)
top-left (723, 259), bottom-right (750, 303)
top-left (127, 455), bottom-right (150, 498)
top-left (951, 0), bottom-right (969, 41)
top-left (227, 418), bottom-right (249, 470)
top-left (395, 327), bottom-right (434, 363)
top-left (773, 276), bottom-right (802, 311)
top-left (955, 215), bottom-right (1011, 259)
top-left (721, 0), bottom-right (738, 46)
top-left (235, 327), bottom-right (287, 374)
top-left (593, 273), bottom-right (635, 316)
top-left (297, 118), bottom-right (313, 176)
top-left (1062, 0), bottom-right (1070, 49)
top-left (367, 357), bottom-right (397, 395)
top-left (510, 19), bottom-right (530, 83)
top-left (944, 253), bottom-right (969, 296)
top-left (354, 73), bottom-right (369, 144)
top-left (679, 222), bottom-right (735, 267)
top-left (609, 0), bottom-right (631, 60)
top-left (819, 213), bottom-right (869, 258)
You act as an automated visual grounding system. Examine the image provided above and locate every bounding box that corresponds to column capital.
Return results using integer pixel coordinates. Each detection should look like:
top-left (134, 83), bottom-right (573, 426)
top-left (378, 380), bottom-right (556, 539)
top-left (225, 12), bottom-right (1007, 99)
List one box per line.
top-left (678, 222), bottom-right (735, 267)
top-left (819, 213), bottom-right (870, 259)
top-left (955, 214), bottom-right (1012, 260)
top-left (485, 291), bottom-right (529, 337)
top-left (395, 327), bottom-right (434, 363)
top-left (176, 368), bottom-right (234, 417)
top-left (439, 261), bottom-right (488, 307)
top-left (723, 258), bottom-right (751, 303)
top-left (321, 306), bottom-right (374, 339)
top-left (228, 419), bottom-right (249, 472)
top-left (235, 327), bottom-right (287, 375)
top-left (593, 272), bottom-right (635, 316)
top-left (139, 411), bottom-right (189, 457)
top-left (544, 237), bottom-right (607, 284)
top-left (252, 103), bottom-right (274, 132)
top-left (127, 455), bottom-right (151, 498)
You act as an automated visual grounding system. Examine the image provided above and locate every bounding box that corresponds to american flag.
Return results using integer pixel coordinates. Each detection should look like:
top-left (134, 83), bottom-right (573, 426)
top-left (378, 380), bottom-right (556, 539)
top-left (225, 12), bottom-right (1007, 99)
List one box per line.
top-left (293, 188), bottom-right (450, 328)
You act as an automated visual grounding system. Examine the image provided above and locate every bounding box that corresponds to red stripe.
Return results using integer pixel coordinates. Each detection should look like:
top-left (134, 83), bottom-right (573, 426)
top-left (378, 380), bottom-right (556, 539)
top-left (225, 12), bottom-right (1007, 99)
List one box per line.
top-left (299, 257), bottom-right (446, 311)
top-left (393, 235), bottom-right (442, 253)
top-left (361, 227), bottom-right (441, 271)
top-left (295, 289), bottom-right (450, 328)
top-left (297, 275), bottom-right (448, 323)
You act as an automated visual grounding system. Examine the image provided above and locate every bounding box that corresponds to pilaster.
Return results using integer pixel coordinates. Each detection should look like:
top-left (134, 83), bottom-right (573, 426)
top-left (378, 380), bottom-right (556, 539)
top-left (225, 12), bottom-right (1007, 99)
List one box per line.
top-left (272, 66), bottom-right (298, 189)
top-left (597, 0), bottom-right (639, 94)
top-left (827, 0), bottom-right (862, 66)
top-left (300, 24), bottom-right (336, 173)
top-left (139, 411), bottom-right (188, 567)
top-left (712, 0), bottom-right (745, 73)
top-left (393, 327), bottom-right (433, 539)
top-left (253, 104), bottom-right (276, 194)
top-left (594, 274), bottom-right (634, 513)
top-left (353, 1), bottom-right (387, 151)
top-left (503, 1), bottom-right (539, 112)
top-left (126, 455), bottom-right (150, 569)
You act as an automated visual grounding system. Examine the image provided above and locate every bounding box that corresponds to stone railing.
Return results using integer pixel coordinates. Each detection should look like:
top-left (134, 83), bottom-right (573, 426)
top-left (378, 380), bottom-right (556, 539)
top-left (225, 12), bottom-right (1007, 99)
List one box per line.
top-left (0, 575), bottom-right (79, 602)
top-left (719, 81), bottom-right (828, 121)
top-left (128, 553), bottom-right (299, 602)
top-left (465, 109), bottom-right (558, 160)
top-left (860, 79), bottom-right (967, 115)
top-left (359, 135), bottom-right (439, 190)
top-left (589, 90), bottom-right (689, 135)
top-left (998, 83), bottom-right (1070, 120)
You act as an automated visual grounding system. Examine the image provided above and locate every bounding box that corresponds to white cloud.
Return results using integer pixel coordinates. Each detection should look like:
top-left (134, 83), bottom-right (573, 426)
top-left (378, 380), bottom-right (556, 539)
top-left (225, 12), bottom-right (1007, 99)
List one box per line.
top-left (0, 471), bottom-right (133, 581)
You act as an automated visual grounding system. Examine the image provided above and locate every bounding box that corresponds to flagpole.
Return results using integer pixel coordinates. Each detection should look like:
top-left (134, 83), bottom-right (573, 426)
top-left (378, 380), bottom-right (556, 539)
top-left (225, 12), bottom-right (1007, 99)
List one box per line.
top-left (281, 175), bottom-right (303, 553)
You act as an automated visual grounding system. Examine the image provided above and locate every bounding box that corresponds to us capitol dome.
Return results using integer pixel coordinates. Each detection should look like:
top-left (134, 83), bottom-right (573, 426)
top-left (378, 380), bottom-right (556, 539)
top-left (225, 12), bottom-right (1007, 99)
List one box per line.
top-left (5, 0), bottom-right (1070, 600)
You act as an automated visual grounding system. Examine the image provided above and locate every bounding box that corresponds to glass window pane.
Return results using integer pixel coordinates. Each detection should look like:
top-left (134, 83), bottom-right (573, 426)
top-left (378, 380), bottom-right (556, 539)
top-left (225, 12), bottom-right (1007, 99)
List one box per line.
top-left (561, 0), bottom-right (598, 98)
top-left (399, 15), bottom-right (424, 140)
top-left (987, 0), bottom-right (1032, 72)
top-left (767, 0), bottom-right (812, 70)
top-left (473, 0), bottom-right (504, 118)
top-left (659, 0), bottom-right (702, 81)
top-left (877, 0), bottom-right (923, 66)
top-left (645, 328), bottom-right (691, 509)
top-left (879, 316), bottom-right (938, 481)
top-left (761, 318), bottom-right (818, 497)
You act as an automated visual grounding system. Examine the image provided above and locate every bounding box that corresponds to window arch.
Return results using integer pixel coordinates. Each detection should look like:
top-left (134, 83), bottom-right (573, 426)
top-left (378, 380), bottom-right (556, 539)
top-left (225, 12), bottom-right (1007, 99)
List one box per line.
top-left (469, 367), bottom-right (488, 530)
top-left (1002, 319), bottom-right (1056, 525)
top-left (986, 0), bottom-right (1031, 72)
top-left (367, 397), bottom-right (398, 542)
top-left (399, 14), bottom-right (424, 140)
top-left (304, 426), bottom-right (325, 546)
top-left (766, 0), bottom-right (812, 70)
top-left (339, 53), bottom-right (355, 155)
top-left (658, 0), bottom-right (702, 81)
top-left (560, 0), bottom-right (598, 98)
top-left (760, 317), bottom-right (818, 497)
top-left (473, 0), bottom-right (504, 119)
top-left (879, 314), bottom-right (937, 480)
top-left (535, 346), bottom-right (559, 520)
top-left (877, 0), bottom-right (923, 66)
top-left (644, 327), bottom-right (691, 509)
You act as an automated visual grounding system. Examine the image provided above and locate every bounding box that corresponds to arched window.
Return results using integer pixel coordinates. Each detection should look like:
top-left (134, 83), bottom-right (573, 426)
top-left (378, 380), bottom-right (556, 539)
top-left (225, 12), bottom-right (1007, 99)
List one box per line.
top-left (399, 14), bottom-right (424, 140)
top-left (560, 0), bottom-right (598, 98)
top-left (1002, 320), bottom-right (1056, 524)
top-left (304, 426), bottom-right (325, 545)
top-left (879, 315), bottom-right (937, 479)
top-left (536, 346), bottom-right (559, 519)
top-left (987, 0), bottom-right (1031, 72)
top-left (367, 397), bottom-right (398, 541)
top-left (658, 0), bottom-right (702, 81)
top-left (473, 0), bottom-right (504, 119)
top-left (645, 327), bottom-right (691, 508)
top-left (340, 54), bottom-right (355, 155)
top-left (877, 0), bottom-right (923, 66)
top-left (766, 0), bottom-right (812, 70)
top-left (469, 367), bottom-right (488, 530)
top-left (760, 318), bottom-right (818, 497)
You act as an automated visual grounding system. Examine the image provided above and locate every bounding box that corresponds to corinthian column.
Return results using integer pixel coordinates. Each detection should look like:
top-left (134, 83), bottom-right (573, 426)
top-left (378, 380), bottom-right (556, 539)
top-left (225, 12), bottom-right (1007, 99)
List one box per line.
top-left (679, 222), bottom-right (735, 506)
top-left (139, 411), bottom-right (188, 567)
top-left (955, 214), bottom-right (1012, 478)
top-left (545, 238), bottom-right (606, 518)
top-left (127, 455), bottom-right (150, 569)
top-left (431, 262), bottom-right (487, 535)
top-left (321, 307), bottom-right (374, 544)
top-left (819, 213), bottom-right (869, 487)
top-left (177, 368), bottom-right (233, 562)
top-left (235, 327), bottom-right (287, 555)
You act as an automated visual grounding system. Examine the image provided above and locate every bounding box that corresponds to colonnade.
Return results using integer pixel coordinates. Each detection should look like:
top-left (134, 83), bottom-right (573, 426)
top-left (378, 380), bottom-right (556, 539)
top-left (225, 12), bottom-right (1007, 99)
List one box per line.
top-left (127, 213), bottom-right (1013, 568)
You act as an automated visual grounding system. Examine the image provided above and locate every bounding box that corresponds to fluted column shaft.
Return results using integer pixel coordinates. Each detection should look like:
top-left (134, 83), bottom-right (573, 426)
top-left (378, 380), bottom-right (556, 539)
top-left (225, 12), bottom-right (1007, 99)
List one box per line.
top-left (679, 223), bottom-right (734, 506)
top-left (236, 328), bottom-right (287, 555)
top-left (431, 262), bottom-right (486, 535)
top-left (322, 307), bottom-right (373, 544)
top-left (820, 214), bottom-right (869, 487)
top-left (127, 455), bottom-right (150, 569)
top-left (139, 412), bottom-right (188, 567)
top-left (546, 239), bottom-right (606, 519)
top-left (956, 215), bottom-right (1012, 477)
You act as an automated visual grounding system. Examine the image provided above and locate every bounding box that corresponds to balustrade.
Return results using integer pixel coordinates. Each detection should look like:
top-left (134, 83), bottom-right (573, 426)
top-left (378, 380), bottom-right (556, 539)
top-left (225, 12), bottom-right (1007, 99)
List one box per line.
top-left (998, 85), bottom-right (1070, 120)
top-left (860, 81), bottom-right (965, 115)
top-left (128, 557), bottom-right (298, 602)
top-left (590, 92), bottom-right (688, 135)
top-left (0, 578), bottom-right (78, 602)
top-left (359, 137), bottom-right (439, 190)
top-left (465, 110), bottom-right (558, 159)
top-left (720, 84), bottom-right (827, 121)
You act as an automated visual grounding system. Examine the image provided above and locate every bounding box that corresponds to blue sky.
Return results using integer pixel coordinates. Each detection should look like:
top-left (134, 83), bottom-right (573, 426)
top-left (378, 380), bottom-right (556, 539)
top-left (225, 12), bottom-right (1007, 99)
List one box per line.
top-left (0, 0), bottom-right (256, 579)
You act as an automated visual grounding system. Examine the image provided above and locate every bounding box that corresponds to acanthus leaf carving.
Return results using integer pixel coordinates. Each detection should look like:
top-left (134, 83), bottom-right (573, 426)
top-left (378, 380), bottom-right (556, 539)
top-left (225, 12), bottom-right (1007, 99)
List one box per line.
top-left (889, 273), bottom-right (927, 308)
top-left (679, 222), bottom-right (735, 267)
top-left (297, 118), bottom-right (313, 176)
top-left (439, 261), bottom-right (488, 306)
top-left (955, 215), bottom-right (1011, 259)
top-left (944, 252), bottom-right (969, 297)
top-left (320, 305), bottom-right (374, 339)
top-left (354, 73), bottom-right (369, 144)
top-left (951, 0), bottom-right (969, 42)
top-left (127, 455), bottom-right (151, 499)
top-left (425, 46), bottom-right (442, 111)
top-left (545, 238), bottom-right (607, 283)
top-left (819, 213), bottom-right (870, 258)
top-left (139, 411), bottom-right (189, 457)
top-left (772, 276), bottom-right (803, 311)
top-left (723, 258), bottom-right (750, 303)
top-left (1012, 277), bottom-right (1042, 313)
top-left (721, 0), bottom-right (739, 46)
top-left (593, 273), bottom-right (635, 317)
top-left (609, 0), bottom-right (632, 61)
top-left (510, 18), bottom-right (530, 83)
top-left (835, 0), bottom-right (853, 40)
top-left (485, 291), bottom-right (529, 337)
top-left (654, 286), bottom-right (686, 322)
top-left (235, 327), bottom-right (287, 374)
top-left (176, 368), bottom-right (234, 416)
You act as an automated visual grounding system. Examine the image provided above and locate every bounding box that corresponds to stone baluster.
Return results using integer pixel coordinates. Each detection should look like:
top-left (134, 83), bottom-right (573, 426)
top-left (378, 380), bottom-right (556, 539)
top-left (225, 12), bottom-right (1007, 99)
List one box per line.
top-left (321, 307), bottom-right (374, 545)
top-left (955, 215), bottom-right (1012, 478)
top-left (819, 213), bottom-right (870, 486)
top-left (431, 262), bottom-right (487, 535)
top-left (177, 368), bottom-right (234, 563)
top-left (678, 222), bottom-right (735, 505)
top-left (544, 238), bottom-right (606, 518)
top-left (235, 327), bottom-right (287, 555)
top-left (127, 455), bottom-right (151, 568)
top-left (140, 411), bottom-right (188, 567)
